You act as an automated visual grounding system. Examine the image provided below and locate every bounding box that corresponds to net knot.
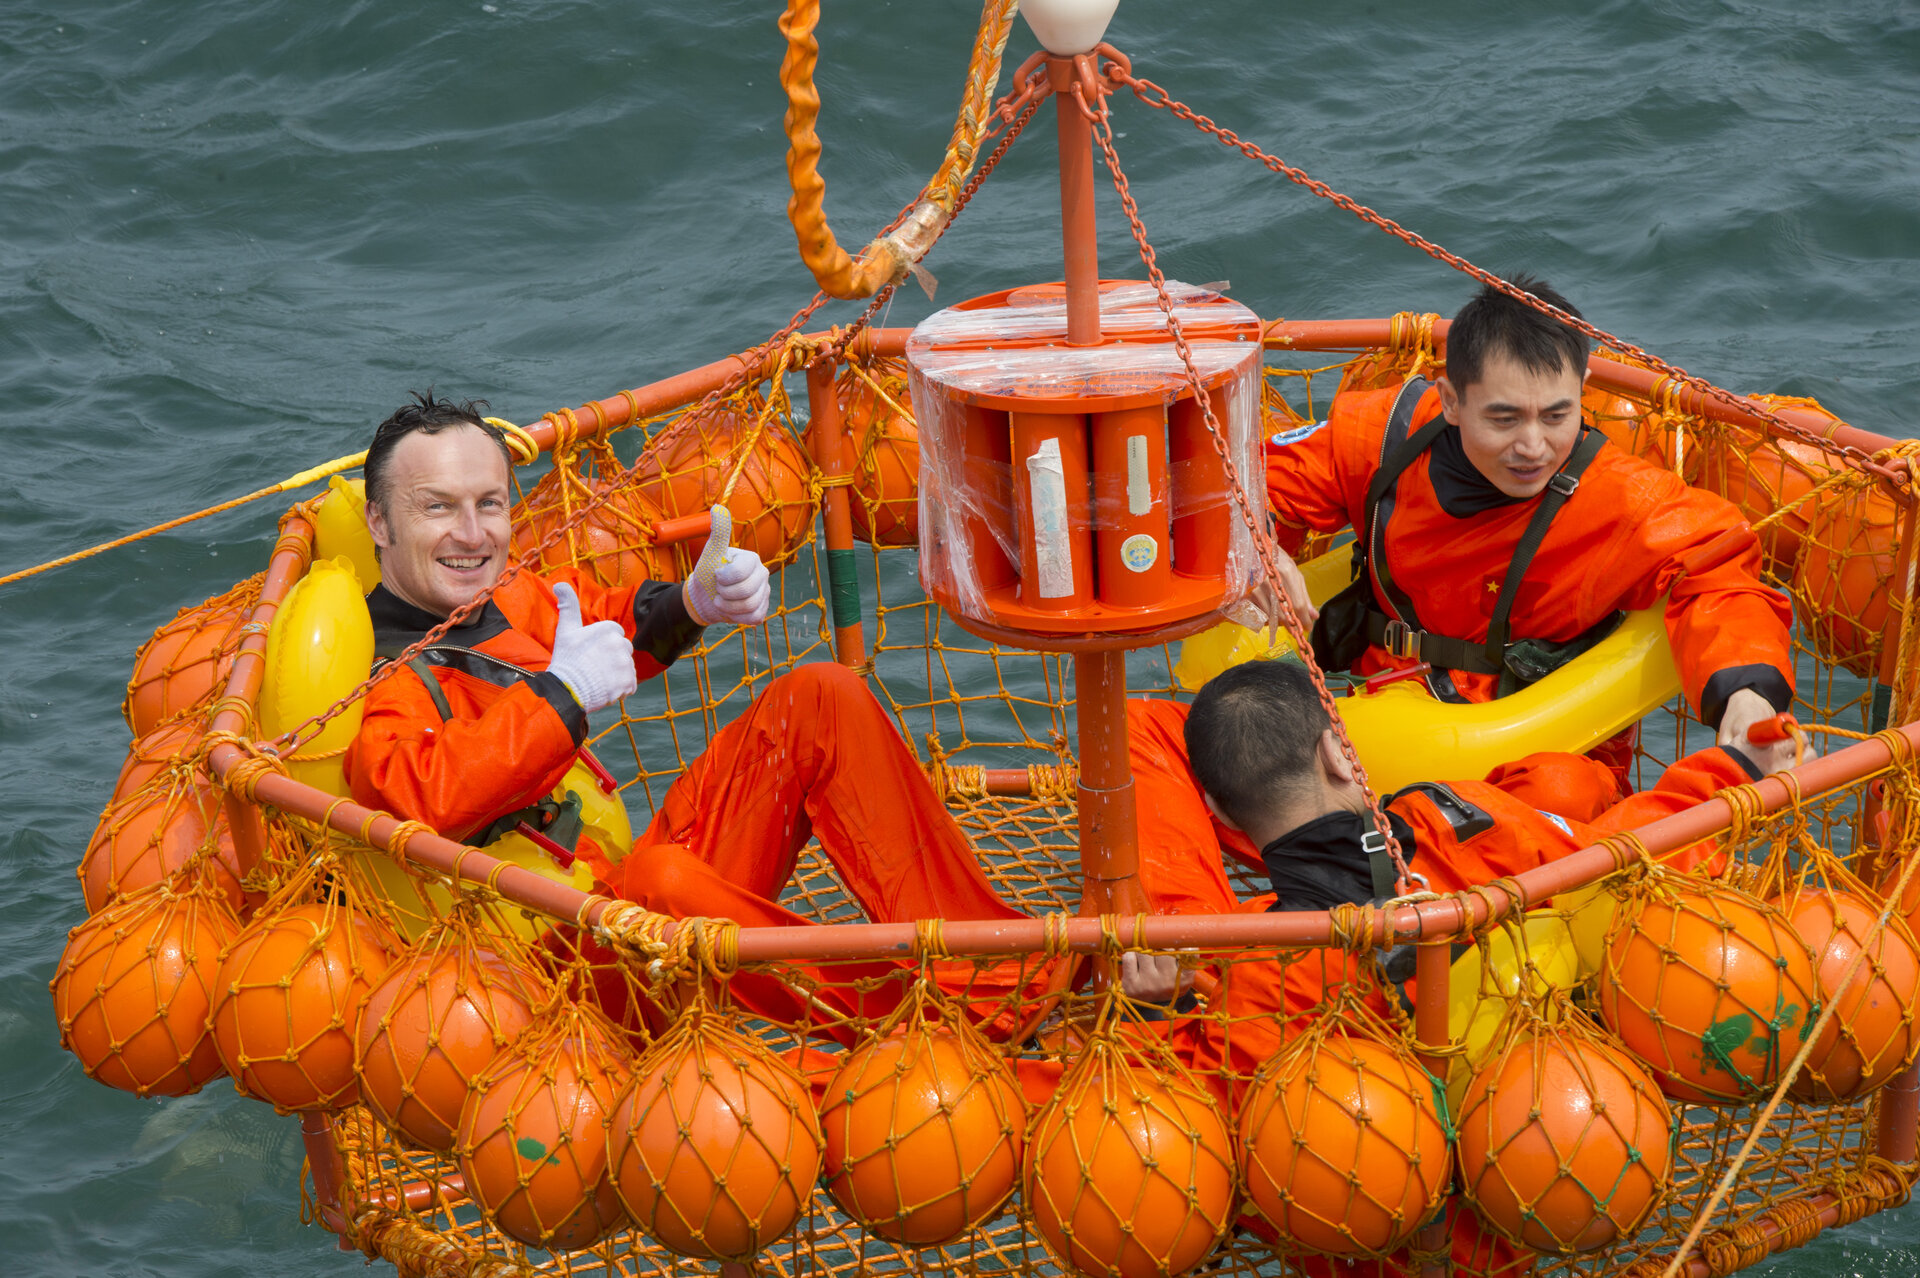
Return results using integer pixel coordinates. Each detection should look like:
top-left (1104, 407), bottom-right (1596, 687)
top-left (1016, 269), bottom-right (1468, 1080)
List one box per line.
top-left (541, 407), bottom-right (584, 460)
top-left (382, 820), bottom-right (437, 858)
top-left (1041, 912), bottom-right (1074, 960)
top-left (1327, 901), bottom-right (1381, 956)
top-left (1875, 726), bottom-right (1916, 770)
top-left (205, 696), bottom-right (258, 734)
top-left (649, 916), bottom-right (742, 988)
top-left (1027, 762), bottom-right (1079, 804)
top-left (1597, 830), bottom-right (1653, 872)
top-left (1718, 782), bottom-right (1768, 847)
top-left (912, 917), bottom-right (949, 961)
top-left (592, 899), bottom-right (676, 971)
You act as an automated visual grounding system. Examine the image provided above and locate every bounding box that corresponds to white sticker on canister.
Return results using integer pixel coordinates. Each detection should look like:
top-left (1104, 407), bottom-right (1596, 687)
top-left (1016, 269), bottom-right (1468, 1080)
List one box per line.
top-left (1121, 533), bottom-right (1160, 572)
top-left (1027, 438), bottom-right (1074, 598)
top-left (1126, 434), bottom-right (1152, 515)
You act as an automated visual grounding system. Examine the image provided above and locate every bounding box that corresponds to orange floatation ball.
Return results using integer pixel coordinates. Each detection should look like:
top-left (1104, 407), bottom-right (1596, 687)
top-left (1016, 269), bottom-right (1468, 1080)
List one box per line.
top-left (820, 1019), bottom-right (1026, 1246)
top-left (80, 770), bottom-right (244, 917)
top-left (510, 469), bottom-right (677, 588)
top-left (456, 1009), bottom-right (632, 1251)
top-left (124, 597), bottom-right (249, 735)
top-left (1598, 877), bottom-right (1818, 1103)
top-left (52, 883), bottom-right (240, 1098)
top-left (1238, 1031), bottom-right (1452, 1257)
top-left (631, 408), bottom-right (817, 569)
top-left (610, 1008), bottom-right (822, 1262)
top-left (1779, 888), bottom-right (1920, 1102)
top-left (1793, 486), bottom-right (1898, 678)
top-left (1025, 1041), bottom-right (1235, 1278)
top-left (835, 360), bottom-right (919, 547)
top-left (209, 902), bottom-right (397, 1111)
top-left (1457, 1024), bottom-right (1672, 1254)
top-left (111, 718), bottom-right (206, 805)
top-left (355, 941), bottom-right (546, 1153)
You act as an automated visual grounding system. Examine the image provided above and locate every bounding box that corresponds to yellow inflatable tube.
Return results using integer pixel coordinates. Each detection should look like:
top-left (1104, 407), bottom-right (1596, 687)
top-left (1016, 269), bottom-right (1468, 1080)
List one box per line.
top-left (1174, 549), bottom-right (1682, 794)
top-left (258, 547), bottom-right (633, 943)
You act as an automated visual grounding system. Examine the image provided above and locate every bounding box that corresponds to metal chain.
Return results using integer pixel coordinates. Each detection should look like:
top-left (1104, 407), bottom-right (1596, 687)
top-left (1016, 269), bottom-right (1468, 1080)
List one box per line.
top-left (1082, 80), bottom-right (1412, 886)
top-left (1113, 68), bottom-right (1906, 486)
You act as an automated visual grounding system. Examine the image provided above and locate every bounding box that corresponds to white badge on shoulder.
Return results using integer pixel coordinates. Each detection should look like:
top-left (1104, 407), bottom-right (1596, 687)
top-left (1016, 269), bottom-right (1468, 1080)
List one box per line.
top-left (1269, 419), bottom-right (1329, 447)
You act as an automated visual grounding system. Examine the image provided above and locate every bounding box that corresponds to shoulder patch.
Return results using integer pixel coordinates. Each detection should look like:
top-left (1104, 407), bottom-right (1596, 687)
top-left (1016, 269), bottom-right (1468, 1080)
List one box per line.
top-left (1268, 419), bottom-right (1329, 447)
top-left (1537, 809), bottom-right (1574, 838)
top-left (1387, 782), bottom-right (1496, 842)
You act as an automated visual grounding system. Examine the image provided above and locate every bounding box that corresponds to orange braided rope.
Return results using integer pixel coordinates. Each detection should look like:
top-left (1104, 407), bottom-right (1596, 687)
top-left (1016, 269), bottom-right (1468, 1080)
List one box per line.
top-left (779, 0), bottom-right (1018, 298)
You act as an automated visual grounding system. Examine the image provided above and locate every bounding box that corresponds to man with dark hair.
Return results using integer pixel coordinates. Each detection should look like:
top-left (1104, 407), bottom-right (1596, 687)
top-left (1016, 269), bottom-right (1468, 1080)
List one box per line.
top-left (1264, 275), bottom-right (1796, 792)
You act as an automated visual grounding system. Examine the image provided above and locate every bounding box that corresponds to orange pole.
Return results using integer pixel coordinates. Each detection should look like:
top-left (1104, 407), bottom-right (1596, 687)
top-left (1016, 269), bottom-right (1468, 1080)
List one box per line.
top-left (1073, 650), bottom-right (1146, 916)
top-left (300, 1111), bottom-right (355, 1248)
top-left (652, 512), bottom-right (713, 546)
top-left (804, 357), bottom-right (869, 668)
top-left (1412, 940), bottom-right (1452, 1278)
top-left (1261, 318), bottom-right (1903, 463)
top-left (1049, 57), bottom-right (1101, 347)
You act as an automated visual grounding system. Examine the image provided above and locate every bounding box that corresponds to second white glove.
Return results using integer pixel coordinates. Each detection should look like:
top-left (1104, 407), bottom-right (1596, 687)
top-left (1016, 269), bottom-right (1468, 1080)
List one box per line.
top-left (545, 581), bottom-right (638, 713)
top-left (683, 508), bottom-right (772, 627)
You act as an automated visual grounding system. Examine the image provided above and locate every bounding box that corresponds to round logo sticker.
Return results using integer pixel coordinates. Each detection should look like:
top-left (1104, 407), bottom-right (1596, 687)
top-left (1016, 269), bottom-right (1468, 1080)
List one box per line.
top-left (1121, 534), bottom-right (1160, 573)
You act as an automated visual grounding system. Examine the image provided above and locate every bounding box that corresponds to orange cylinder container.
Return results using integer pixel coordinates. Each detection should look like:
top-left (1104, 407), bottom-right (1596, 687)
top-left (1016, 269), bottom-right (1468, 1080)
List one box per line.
top-left (52, 885), bottom-right (240, 1098)
top-left (1024, 1045), bottom-right (1234, 1278)
top-left (510, 470), bottom-right (677, 586)
top-left (629, 407), bottom-right (816, 568)
top-left (1781, 889), bottom-right (1920, 1101)
top-left (909, 280), bottom-right (1264, 643)
top-left (610, 1011), bottom-right (822, 1262)
top-left (456, 1015), bottom-right (631, 1250)
top-left (1793, 486), bottom-right (1899, 677)
top-left (820, 1023), bottom-right (1026, 1246)
top-left (80, 772), bottom-right (244, 916)
top-left (1457, 1027), bottom-right (1672, 1253)
top-left (125, 598), bottom-right (249, 735)
top-left (1238, 1032), bottom-right (1451, 1256)
top-left (1597, 879), bottom-right (1819, 1102)
top-left (355, 943), bottom-right (546, 1152)
top-left (210, 903), bottom-right (397, 1110)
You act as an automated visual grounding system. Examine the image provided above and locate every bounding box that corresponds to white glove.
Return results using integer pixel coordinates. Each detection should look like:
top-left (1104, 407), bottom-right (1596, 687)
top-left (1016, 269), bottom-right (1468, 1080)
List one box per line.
top-left (682, 506), bottom-right (771, 627)
top-left (546, 582), bottom-right (638, 713)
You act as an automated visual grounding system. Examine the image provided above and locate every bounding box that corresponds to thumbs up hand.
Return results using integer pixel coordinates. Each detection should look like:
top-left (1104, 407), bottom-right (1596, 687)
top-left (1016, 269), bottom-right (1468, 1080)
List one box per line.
top-left (682, 506), bottom-right (771, 627)
top-left (546, 582), bottom-right (639, 712)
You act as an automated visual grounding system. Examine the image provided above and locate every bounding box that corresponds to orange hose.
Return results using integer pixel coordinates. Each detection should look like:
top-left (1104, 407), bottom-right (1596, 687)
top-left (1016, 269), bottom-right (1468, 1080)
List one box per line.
top-left (778, 0), bottom-right (1018, 298)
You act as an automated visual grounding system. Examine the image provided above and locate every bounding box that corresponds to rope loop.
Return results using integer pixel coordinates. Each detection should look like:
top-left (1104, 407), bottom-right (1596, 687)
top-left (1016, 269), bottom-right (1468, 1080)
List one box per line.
top-left (482, 417), bottom-right (542, 466)
top-left (913, 917), bottom-right (949, 962)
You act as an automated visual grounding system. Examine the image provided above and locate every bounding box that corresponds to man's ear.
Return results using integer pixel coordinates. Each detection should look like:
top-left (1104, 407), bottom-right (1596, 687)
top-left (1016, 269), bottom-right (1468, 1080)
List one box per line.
top-left (366, 497), bottom-right (392, 553)
top-left (1436, 375), bottom-right (1461, 421)
top-left (1319, 728), bottom-right (1357, 787)
top-left (1201, 790), bottom-right (1242, 832)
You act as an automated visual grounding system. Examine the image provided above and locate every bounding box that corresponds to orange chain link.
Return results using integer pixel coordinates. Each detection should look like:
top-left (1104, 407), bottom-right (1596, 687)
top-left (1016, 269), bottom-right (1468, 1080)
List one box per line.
top-left (1110, 65), bottom-right (1906, 486)
top-left (1076, 71), bottom-right (1412, 887)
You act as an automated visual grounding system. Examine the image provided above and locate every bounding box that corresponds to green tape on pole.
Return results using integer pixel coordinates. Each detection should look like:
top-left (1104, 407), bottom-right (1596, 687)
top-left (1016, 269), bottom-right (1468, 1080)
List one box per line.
top-left (826, 547), bottom-right (861, 631)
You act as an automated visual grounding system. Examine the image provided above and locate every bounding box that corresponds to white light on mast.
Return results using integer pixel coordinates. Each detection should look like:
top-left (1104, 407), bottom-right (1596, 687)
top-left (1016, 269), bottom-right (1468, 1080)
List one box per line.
top-left (1020, 0), bottom-right (1120, 56)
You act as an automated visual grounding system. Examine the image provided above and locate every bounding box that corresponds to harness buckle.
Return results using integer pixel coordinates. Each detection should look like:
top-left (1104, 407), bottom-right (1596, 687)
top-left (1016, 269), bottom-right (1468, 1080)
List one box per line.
top-left (1381, 619), bottom-right (1423, 660)
top-left (1547, 471), bottom-right (1580, 496)
top-left (1361, 827), bottom-right (1389, 858)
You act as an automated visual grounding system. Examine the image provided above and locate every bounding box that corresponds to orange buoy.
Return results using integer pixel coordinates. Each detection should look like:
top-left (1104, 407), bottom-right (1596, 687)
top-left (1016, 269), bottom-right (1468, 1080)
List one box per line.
top-left (1238, 1032), bottom-right (1451, 1257)
top-left (112, 718), bottom-right (206, 805)
top-left (510, 468), bottom-right (677, 587)
top-left (125, 597), bottom-right (249, 735)
top-left (610, 1008), bottom-right (822, 1262)
top-left (209, 902), bottom-right (397, 1110)
top-left (1705, 435), bottom-right (1830, 577)
top-left (1793, 486), bottom-right (1898, 677)
top-left (631, 408), bottom-right (816, 568)
top-left (1457, 1026), bottom-right (1671, 1253)
top-left (836, 360), bottom-right (919, 546)
top-left (456, 1010), bottom-right (631, 1250)
top-left (51, 883), bottom-right (240, 1098)
top-left (1597, 877), bottom-right (1818, 1102)
top-left (820, 1020), bottom-right (1025, 1245)
top-left (1780, 889), bottom-right (1920, 1101)
top-left (1025, 1041), bottom-right (1234, 1278)
top-left (355, 941), bottom-right (546, 1152)
top-left (80, 772), bottom-right (244, 916)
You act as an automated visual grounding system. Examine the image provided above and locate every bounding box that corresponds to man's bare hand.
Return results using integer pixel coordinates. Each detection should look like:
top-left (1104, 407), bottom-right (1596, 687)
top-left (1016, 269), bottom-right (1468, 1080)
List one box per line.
top-left (1248, 549), bottom-right (1318, 643)
top-left (1119, 951), bottom-right (1191, 1005)
top-left (1718, 687), bottom-right (1799, 775)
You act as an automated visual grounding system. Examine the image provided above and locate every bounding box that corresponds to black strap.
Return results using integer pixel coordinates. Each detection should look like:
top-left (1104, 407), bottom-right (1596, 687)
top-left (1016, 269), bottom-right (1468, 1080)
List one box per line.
top-left (1479, 427), bottom-right (1605, 667)
top-left (1361, 815), bottom-right (1397, 899)
top-left (1361, 379), bottom-right (1444, 637)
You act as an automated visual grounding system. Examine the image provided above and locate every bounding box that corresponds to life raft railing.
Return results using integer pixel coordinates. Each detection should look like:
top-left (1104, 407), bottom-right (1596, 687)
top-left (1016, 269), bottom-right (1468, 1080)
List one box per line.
top-left (196, 325), bottom-right (1920, 1278)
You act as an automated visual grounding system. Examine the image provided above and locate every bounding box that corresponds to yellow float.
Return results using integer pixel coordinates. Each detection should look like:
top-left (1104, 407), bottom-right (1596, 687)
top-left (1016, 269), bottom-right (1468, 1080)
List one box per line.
top-left (1174, 549), bottom-right (1682, 794)
top-left (259, 542), bottom-right (632, 943)
top-left (311, 475), bottom-right (382, 591)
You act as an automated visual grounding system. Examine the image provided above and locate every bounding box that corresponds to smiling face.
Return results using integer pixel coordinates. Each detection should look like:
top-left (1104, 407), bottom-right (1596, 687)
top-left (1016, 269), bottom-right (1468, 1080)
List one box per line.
top-left (1438, 351), bottom-right (1586, 499)
top-left (364, 425), bottom-right (512, 618)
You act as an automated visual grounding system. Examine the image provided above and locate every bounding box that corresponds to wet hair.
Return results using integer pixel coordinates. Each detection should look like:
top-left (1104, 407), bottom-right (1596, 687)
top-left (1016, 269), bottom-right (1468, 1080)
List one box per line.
top-left (1183, 658), bottom-right (1332, 833)
top-left (363, 390), bottom-right (511, 513)
top-left (1445, 273), bottom-right (1589, 393)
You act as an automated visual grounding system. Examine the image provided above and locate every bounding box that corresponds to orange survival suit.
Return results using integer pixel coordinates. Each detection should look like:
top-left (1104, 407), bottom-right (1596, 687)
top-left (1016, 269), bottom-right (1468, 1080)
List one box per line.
top-left (1265, 378), bottom-right (1794, 727)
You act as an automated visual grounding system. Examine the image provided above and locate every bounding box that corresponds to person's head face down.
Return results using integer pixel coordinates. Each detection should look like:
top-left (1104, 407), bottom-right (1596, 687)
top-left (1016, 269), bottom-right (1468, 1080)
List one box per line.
top-left (1184, 659), bottom-right (1359, 842)
top-left (363, 393), bottom-right (515, 618)
top-left (1438, 274), bottom-right (1590, 500)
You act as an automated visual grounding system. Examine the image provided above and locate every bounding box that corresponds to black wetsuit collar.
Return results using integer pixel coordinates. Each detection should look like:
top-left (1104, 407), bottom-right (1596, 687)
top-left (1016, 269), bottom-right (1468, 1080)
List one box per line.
top-left (1428, 421), bottom-right (1527, 518)
top-left (366, 583), bottom-right (513, 659)
top-left (1260, 808), bottom-right (1418, 914)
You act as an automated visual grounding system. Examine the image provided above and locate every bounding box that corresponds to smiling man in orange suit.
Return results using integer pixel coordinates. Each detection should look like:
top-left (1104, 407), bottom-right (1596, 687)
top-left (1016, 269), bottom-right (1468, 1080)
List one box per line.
top-left (1263, 275), bottom-right (1796, 793)
top-left (342, 392), bottom-right (1048, 1031)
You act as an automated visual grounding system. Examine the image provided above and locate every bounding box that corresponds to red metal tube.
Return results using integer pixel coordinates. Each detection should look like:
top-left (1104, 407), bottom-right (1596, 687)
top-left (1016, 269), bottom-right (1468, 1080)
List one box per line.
top-left (1073, 649), bottom-right (1146, 916)
top-left (1049, 57), bottom-right (1101, 347)
top-left (652, 512), bottom-right (713, 546)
